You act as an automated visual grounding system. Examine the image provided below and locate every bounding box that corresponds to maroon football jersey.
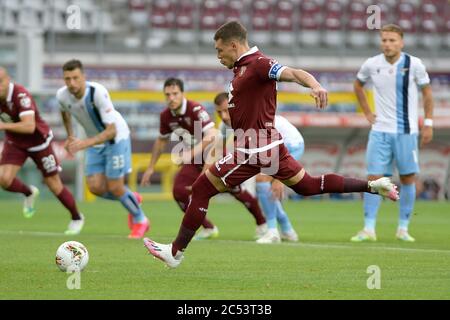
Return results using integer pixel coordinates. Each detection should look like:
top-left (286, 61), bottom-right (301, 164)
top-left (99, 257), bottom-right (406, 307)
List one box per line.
top-left (228, 47), bottom-right (285, 149)
top-left (159, 99), bottom-right (214, 146)
top-left (0, 83), bottom-right (51, 150)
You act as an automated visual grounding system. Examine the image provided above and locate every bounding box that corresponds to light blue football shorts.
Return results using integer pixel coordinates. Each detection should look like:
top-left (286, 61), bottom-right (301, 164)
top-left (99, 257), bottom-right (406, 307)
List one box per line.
top-left (285, 142), bottom-right (305, 161)
top-left (85, 137), bottom-right (132, 179)
top-left (366, 130), bottom-right (419, 176)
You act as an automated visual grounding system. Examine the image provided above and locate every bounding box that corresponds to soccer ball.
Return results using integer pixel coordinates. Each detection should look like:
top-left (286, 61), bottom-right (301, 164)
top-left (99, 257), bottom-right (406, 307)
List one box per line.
top-left (55, 241), bottom-right (89, 272)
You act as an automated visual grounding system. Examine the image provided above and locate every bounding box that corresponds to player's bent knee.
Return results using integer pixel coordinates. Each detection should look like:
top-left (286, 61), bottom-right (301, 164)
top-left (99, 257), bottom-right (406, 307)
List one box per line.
top-left (0, 174), bottom-right (14, 189)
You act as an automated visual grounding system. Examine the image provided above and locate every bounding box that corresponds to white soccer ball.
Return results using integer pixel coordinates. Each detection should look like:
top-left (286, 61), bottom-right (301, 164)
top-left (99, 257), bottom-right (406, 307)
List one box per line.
top-left (55, 241), bottom-right (89, 272)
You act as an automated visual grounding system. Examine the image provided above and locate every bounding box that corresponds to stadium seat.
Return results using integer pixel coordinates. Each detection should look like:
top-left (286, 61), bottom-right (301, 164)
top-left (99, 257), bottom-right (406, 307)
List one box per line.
top-left (148, 0), bottom-right (175, 48)
top-left (225, 0), bottom-right (247, 23)
top-left (199, 0), bottom-right (225, 45)
top-left (298, 0), bottom-right (322, 47)
top-left (273, 0), bottom-right (296, 47)
top-left (175, 0), bottom-right (196, 44)
top-left (1, 10), bottom-right (17, 33)
top-left (322, 1), bottom-right (344, 47)
top-left (129, 0), bottom-right (148, 28)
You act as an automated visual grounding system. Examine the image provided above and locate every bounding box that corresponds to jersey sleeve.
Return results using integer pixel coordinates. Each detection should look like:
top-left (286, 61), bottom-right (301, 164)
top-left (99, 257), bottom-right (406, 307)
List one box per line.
top-left (414, 58), bottom-right (431, 87)
top-left (193, 105), bottom-right (214, 132)
top-left (159, 112), bottom-right (172, 138)
top-left (255, 56), bottom-right (287, 82)
top-left (93, 84), bottom-right (117, 125)
top-left (15, 88), bottom-right (36, 118)
top-left (56, 88), bottom-right (68, 112)
top-left (356, 58), bottom-right (372, 84)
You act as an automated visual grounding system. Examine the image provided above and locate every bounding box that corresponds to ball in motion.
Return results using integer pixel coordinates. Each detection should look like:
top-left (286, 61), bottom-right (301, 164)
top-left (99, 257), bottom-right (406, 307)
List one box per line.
top-left (55, 241), bottom-right (89, 272)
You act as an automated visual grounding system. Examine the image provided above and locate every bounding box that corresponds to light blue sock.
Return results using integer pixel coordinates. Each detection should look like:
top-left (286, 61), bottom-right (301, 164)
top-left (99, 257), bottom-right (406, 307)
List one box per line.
top-left (119, 188), bottom-right (146, 224)
top-left (256, 182), bottom-right (278, 229)
top-left (275, 201), bottom-right (294, 233)
top-left (399, 184), bottom-right (415, 230)
top-left (363, 192), bottom-right (382, 231)
top-left (100, 192), bottom-right (117, 200)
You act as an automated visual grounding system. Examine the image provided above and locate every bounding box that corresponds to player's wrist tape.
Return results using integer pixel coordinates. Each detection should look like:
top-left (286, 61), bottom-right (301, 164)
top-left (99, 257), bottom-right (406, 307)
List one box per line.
top-left (424, 119), bottom-right (433, 127)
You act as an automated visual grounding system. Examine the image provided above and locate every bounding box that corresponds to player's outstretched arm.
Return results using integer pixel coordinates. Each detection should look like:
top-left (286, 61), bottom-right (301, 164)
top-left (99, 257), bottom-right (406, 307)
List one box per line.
top-left (0, 113), bottom-right (35, 134)
top-left (67, 123), bottom-right (116, 154)
top-left (278, 67), bottom-right (328, 109)
top-left (140, 136), bottom-right (168, 186)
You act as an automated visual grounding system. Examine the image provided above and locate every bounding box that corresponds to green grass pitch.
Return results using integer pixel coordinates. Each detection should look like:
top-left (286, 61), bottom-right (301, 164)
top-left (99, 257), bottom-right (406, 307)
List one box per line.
top-left (0, 198), bottom-right (449, 300)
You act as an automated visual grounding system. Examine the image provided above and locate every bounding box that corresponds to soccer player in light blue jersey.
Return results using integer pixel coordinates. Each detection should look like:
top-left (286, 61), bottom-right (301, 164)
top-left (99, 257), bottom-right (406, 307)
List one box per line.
top-left (352, 24), bottom-right (434, 242)
top-left (57, 60), bottom-right (149, 239)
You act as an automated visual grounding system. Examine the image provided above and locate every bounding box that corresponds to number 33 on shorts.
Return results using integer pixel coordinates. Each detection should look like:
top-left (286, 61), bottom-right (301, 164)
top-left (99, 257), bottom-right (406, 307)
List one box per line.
top-left (112, 155), bottom-right (125, 169)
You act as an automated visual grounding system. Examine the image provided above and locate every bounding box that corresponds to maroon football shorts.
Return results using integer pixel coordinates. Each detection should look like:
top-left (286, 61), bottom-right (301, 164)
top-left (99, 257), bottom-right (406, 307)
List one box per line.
top-left (0, 141), bottom-right (61, 177)
top-left (174, 164), bottom-right (202, 191)
top-left (209, 142), bottom-right (303, 188)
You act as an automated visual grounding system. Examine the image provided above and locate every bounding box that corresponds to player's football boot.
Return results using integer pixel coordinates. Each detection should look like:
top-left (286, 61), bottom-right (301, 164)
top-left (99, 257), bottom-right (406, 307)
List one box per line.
top-left (254, 223), bottom-right (268, 240)
top-left (368, 177), bottom-right (399, 201)
top-left (281, 229), bottom-right (299, 242)
top-left (396, 229), bottom-right (415, 242)
top-left (23, 185), bottom-right (40, 218)
top-left (350, 229), bottom-right (377, 242)
top-left (143, 238), bottom-right (184, 268)
top-left (193, 226), bottom-right (219, 240)
top-left (128, 217), bottom-right (150, 239)
top-left (128, 191), bottom-right (144, 230)
top-left (65, 214), bottom-right (85, 235)
top-left (256, 228), bottom-right (281, 244)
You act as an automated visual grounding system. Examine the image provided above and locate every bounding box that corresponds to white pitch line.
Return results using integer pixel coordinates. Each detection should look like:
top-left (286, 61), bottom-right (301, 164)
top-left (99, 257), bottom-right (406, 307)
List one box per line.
top-left (1, 229), bottom-right (450, 254)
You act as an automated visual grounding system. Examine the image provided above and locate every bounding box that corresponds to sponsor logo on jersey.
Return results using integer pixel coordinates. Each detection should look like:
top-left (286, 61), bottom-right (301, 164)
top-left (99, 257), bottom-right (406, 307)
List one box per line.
top-left (198, 110), bottom-right (210, 122)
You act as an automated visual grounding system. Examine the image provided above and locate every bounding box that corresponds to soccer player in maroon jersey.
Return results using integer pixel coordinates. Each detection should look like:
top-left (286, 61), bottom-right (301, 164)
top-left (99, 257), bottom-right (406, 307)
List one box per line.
top-left (140, 78), bottom-right (267, 240)
top-left (0, 67), bottom-right (84, 235)
top-left (144, 21), bottom-right (399, 268)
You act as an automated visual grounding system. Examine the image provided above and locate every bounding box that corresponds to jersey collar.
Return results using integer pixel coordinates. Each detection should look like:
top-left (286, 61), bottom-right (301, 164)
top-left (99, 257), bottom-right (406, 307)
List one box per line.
top-left (236, 46), bottom-right (259, 63)
top-left (170, 98), bottom-right (187, 116)
top-left (6, 82), bottom-right (14, 103)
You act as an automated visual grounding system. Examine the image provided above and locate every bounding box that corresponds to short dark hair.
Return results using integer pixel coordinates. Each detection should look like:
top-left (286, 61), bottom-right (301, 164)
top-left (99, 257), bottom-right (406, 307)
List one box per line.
top-left (163, 78), bottom-right (184, 92)
top-left (380, 24), bottom-right (404, 38)
top-left (214, 20), bottom-right (247, 43)
top-left (62, 59), bottom-right (84, 72)
top-left (214, 92), bottom-right (228, 106)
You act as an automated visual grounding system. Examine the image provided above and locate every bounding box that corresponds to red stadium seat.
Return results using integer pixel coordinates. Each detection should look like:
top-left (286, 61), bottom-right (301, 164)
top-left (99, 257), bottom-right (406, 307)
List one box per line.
top-left (273, 0), bottom-right (296, 47)
top-left (175, 0), bottom-right (196, 44)
top-left (200, 0), bottom-right (225, 44)
top-left (298, 0), bottom-right (322, 46)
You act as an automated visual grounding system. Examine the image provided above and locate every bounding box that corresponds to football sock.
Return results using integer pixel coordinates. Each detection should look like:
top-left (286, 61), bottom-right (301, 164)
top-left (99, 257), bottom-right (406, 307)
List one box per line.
top-left (275, 201), bottom-right (294, 233)
top-left (100, 192), bottom-right (117, 200)
top-left (398, 183), bottom-right (415, 230)
top-left (290, 172), bottom-right (370, 195)
top-left (363, 192), bottom-right (382, 232)
top-left (5, 178), bottom-right (32, 196)
top-left (256, 182), bottom-right (278, 229)
top-left (56, 187), bottom-right (81, 220)
top-left (119, 188), bottom-right (146, 224)
top-left (172, 174), bottom-right (219, 255)
top-left (232, 186), bottom-right (266, 225)
top-left (173, 180), bottom-right (215, 229)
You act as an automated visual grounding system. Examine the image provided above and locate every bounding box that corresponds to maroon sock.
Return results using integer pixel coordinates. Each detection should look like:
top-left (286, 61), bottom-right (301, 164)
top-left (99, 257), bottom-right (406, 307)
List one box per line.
top-left (231, 187), bottom-right (266, 225)
top-left (5, 178), bottom-right (32, 196)
top-left (290, 172), bottom-right (370, 196)
top-left (56, 187), bottom-right (81, 220)
top-left (173, 186), bottom-right (215, 229)
top-left (172, 174), bottom-right (219, 255)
